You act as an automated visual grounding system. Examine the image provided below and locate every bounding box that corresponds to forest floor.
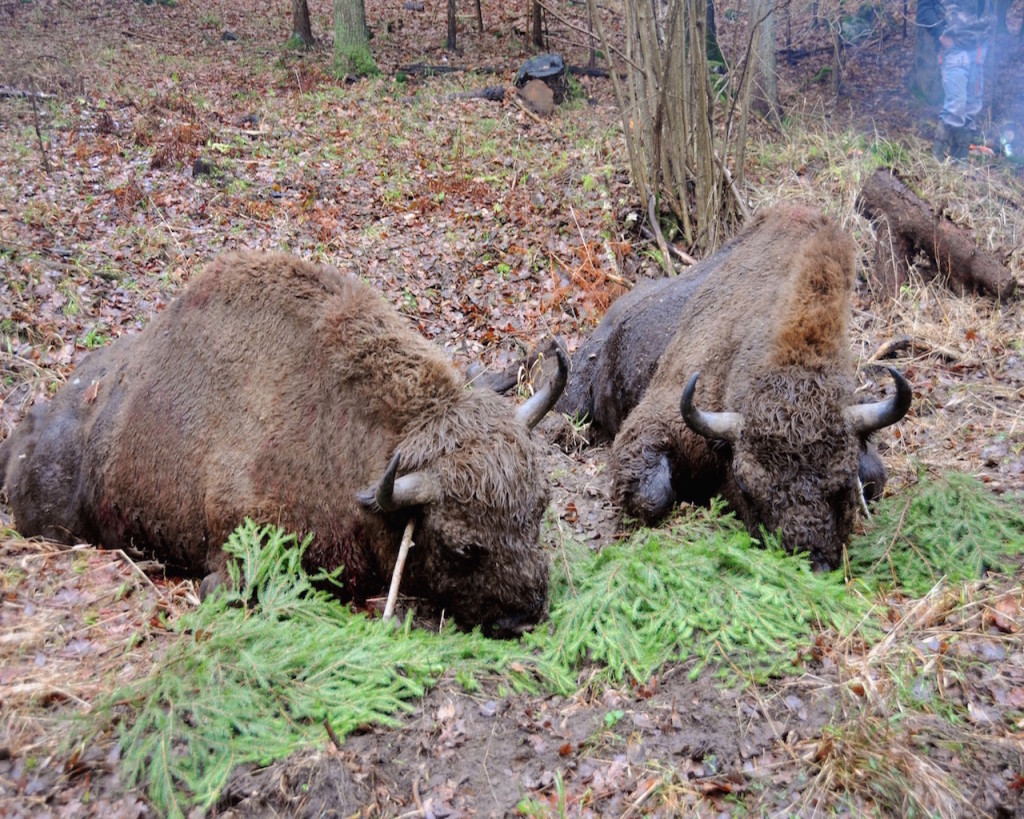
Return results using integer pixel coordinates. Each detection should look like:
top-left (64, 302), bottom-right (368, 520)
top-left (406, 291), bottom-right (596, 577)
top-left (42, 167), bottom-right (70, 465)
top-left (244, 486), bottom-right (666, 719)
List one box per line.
top-left (1, 0), bottom-right (1023, 816)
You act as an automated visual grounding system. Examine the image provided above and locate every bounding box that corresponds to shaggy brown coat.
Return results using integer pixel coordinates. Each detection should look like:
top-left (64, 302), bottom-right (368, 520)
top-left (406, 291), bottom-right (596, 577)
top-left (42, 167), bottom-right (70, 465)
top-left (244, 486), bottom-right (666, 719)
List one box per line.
top-left (0, 252), bottom-right (560, 634)
top-left (611, 206), bottom-right (907, 570)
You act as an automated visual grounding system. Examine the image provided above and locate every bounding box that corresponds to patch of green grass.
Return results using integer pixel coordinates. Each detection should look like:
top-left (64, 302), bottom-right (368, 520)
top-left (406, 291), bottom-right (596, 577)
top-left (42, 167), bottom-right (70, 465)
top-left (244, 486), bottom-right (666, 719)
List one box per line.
top-left (97, 521), bottom-right (570, 817)
top-left (57, 278), bottom-right (81, 317)
top-left (79, 326), bottom-right (109, 349)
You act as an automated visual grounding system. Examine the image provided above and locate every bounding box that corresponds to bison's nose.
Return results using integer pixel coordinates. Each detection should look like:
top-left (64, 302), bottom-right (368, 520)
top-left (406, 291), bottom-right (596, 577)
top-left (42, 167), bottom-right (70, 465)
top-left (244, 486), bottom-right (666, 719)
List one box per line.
top-left (487, 612), bottom-right (536, 639)
top-left (485, 592), bottom-right (547, 639)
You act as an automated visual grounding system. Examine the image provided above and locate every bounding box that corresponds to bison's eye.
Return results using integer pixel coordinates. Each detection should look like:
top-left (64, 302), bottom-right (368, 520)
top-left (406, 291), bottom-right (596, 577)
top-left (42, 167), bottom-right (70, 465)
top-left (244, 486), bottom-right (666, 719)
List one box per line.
top-left (449, 542), bottom-right (483, 561)
top-left (828, 486), bottom-right (854, 517)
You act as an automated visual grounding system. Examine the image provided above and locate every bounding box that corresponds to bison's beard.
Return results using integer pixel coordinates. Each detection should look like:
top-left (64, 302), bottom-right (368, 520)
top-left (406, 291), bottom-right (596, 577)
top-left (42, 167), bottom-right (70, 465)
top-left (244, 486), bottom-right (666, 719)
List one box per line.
top-left (725, 370), bottom-right (863, 570)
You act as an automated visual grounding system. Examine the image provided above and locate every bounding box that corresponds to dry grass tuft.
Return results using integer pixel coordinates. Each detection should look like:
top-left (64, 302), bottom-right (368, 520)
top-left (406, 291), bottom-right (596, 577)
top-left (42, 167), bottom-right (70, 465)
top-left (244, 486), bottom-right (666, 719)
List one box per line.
top-left (0, 352), bottom-right (64, 436)
top-left (800, 716), bottom-right (969, 817)
top-left (789, 574), bottom-right (1024, 816)
top-left (0, 534), bottom-right (194, 762)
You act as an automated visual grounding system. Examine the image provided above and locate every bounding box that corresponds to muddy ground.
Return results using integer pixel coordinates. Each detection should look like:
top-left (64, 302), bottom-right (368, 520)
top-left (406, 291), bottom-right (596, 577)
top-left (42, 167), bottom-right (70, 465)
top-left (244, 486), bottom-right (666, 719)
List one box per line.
top-left (2, 0), bottom-right (1024, 816)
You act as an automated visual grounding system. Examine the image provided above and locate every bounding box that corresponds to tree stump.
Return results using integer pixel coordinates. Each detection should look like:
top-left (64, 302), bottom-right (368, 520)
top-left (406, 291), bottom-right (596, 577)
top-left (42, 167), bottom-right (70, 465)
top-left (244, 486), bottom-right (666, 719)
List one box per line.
top-left (855, 169), bottom-right (1017, 302)
top-left (514, 53), bottom-right (568, 104)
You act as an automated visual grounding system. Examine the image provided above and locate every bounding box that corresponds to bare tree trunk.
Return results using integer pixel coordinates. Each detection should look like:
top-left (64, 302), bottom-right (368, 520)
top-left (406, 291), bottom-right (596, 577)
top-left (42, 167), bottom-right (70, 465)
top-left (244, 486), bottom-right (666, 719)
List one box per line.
top-left (706, 0), bottom-right (723, 63)
top-left (447, 0), bottom-right (457, 50)
top-left (531, 0), bottom-right (544, 49)
top-left (589, 0), bottom-right (749, 258)
top-left (910, 4), bottom-right (942, 104)
top-left (333, 0), bottom-right (376, 76)
top-left (587, 1), bottom-right (597, 67)
top-left (750, 0), bottom-right (781, 125)
top-left (995, 0), bottom-right (1016, 34)
top-left (291, 0), bottom-right (314, 47)
top-left (475, 0), bottom-right (483, 32)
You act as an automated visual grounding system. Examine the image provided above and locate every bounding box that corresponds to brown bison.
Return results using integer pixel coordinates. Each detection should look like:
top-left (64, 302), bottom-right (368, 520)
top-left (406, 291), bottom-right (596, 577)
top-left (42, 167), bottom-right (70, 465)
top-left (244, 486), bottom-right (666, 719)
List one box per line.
top-left (0, 251), bottom-right (568, 636)
top-left (563, 205), bottom-right (910, 570)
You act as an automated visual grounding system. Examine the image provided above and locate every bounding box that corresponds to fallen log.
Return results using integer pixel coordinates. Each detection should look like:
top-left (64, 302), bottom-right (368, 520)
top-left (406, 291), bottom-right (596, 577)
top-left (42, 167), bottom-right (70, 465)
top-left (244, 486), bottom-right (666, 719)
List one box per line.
top-left (397, 63), bottom-right (501, 76)
top-left (0, 86), bottom-right (54, 100)
top-left (856, 168), bottom-right (1017, 301)
top-left (450, 85), bottom-right (506, 102)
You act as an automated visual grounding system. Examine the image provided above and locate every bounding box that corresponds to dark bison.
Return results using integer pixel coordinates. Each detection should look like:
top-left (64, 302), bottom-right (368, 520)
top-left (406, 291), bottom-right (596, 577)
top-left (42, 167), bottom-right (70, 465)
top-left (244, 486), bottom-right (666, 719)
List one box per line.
top-left (562, 205), bottom-right (911, 570)
top-left (0, 251), bottom-right (568, 636)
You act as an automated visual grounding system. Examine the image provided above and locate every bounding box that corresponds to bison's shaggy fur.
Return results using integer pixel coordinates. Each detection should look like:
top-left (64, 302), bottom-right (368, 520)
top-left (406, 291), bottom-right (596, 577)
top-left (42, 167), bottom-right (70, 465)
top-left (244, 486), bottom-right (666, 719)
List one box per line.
top-left (601, 206), bottom-right (908, 570)
top-left (0, 252), bottom-right (564, 635)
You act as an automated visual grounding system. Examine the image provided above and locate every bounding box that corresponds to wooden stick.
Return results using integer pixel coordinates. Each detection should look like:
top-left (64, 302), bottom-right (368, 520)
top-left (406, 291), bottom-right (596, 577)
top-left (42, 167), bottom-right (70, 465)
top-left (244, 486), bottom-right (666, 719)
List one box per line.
top-left (29, 78), bottom-right (51, 175)
top-left (647, 193), bottom-right (675, 276)
top-left (383, 519), bottom-right (415, 622)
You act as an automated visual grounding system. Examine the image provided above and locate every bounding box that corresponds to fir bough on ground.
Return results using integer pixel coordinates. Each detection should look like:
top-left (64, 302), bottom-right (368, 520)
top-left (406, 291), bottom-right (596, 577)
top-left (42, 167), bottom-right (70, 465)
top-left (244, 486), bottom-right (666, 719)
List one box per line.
top-left (846, 470), bottom-right (1024, 595)
top-left (105, 522), bottom-right (571, 818)
top-left (93, 473), bottom-right (1024, 816)
top-left (531, 500), bottom-right (873, 684)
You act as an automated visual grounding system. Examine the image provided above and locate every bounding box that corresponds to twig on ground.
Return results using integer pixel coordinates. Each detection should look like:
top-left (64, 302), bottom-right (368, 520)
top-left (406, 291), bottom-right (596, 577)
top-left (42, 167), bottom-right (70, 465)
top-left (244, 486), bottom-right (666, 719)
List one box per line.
top-left (638, 225), bottom-right (697, 266)
top-left (512, 93), bottom-right (544, 124)
top-left (383, 519), bottom-right (415, 622)
top-left (113, 548), bottom-right (169, 602)
top-left (0, 86), bottom-right (54, 99)
top-left (867, 335), bottom-right (960, 363)
top-left (29, 78), bottom-right (51, 175)
top-left (619, 776), bottom-right (662, 818)
top-left (323, 718), bottom-right (343, 750)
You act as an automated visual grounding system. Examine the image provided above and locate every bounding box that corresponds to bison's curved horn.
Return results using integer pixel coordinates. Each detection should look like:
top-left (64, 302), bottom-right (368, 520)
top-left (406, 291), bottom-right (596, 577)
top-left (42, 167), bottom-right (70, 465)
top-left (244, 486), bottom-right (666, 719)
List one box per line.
top-left (844, 367), bottom-right (912, 435)
top-left (679, 372), bottom-right (743, 443)
top-left (516, 344), bottom-right (569, 431)
top-left (357, 451), bottom-right (440, 512)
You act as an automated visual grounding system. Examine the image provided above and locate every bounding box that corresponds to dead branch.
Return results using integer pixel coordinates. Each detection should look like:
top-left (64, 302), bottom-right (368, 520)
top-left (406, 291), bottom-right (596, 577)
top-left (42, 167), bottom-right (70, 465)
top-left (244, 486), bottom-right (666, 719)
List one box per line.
top-left (323, 718), bottom-right (343, 750)
top-left (867, 335), bottom-right (960, 363)
top-left (0, 86), bottom-right (55, 99)
top-left (29, 78), bottom-right (51, 175)
top-left (512, 93), bottom-right (544, 123)
top-left (449, 85), bottom-right (506, 102)
top-left (397, 63), bottom-right (500, 76)
top-left (647, 194), bottom-right (675, 276)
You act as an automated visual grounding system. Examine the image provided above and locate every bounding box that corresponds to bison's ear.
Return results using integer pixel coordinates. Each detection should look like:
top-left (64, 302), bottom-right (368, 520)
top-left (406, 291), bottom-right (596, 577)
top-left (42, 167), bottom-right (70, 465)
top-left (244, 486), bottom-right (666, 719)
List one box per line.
top-left (517, 343), bottom-right (569, 430)
top-left (357, 451), bottom-right (441, 512)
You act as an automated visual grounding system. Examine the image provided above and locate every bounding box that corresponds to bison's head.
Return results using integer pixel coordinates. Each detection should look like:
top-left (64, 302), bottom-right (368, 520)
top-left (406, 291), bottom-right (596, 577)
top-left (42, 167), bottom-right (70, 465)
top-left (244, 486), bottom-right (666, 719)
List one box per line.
top-left (681, 366), bottom-right (910, 570)
top-left (358, 347), bottom-right (569, 637)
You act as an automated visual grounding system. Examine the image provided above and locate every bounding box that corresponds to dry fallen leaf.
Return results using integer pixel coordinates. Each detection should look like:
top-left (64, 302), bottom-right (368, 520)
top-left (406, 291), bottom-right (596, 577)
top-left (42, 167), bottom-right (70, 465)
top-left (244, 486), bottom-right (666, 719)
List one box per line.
top-left (436, 700), bottom-right (456, 723)
top-left (83, 379), bottom-right (101, 403)
top-left (984, 596), bottom-right (1020, 633)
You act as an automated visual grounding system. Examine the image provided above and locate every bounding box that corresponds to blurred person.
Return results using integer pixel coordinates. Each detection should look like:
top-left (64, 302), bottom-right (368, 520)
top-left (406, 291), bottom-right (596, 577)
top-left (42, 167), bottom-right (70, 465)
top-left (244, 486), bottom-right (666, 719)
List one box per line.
top-left (918, 0), bottom-right (994, 160)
